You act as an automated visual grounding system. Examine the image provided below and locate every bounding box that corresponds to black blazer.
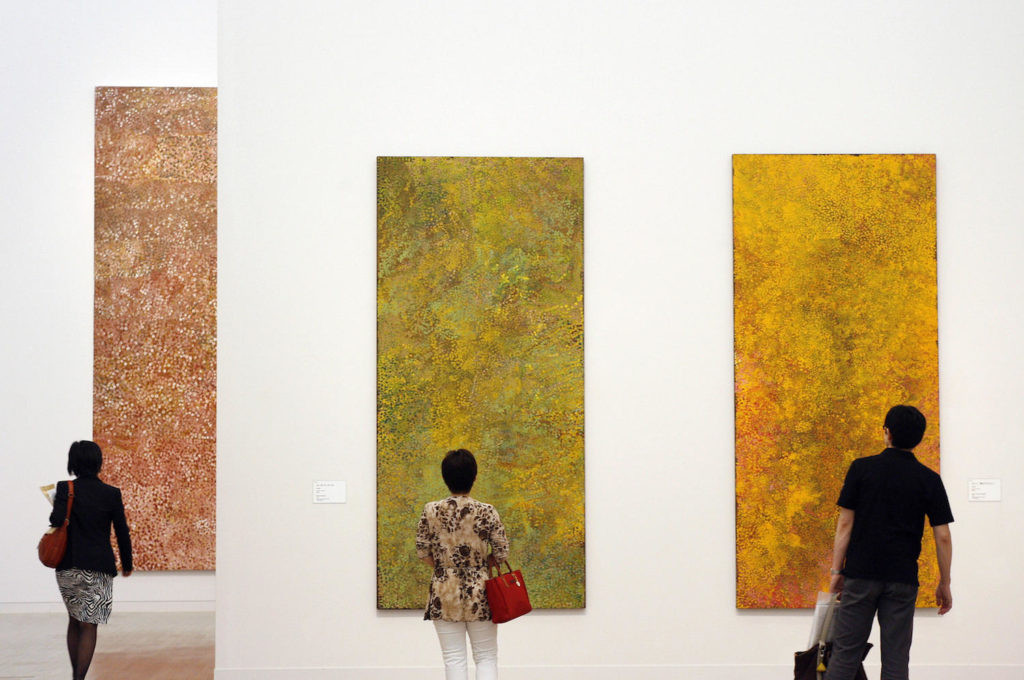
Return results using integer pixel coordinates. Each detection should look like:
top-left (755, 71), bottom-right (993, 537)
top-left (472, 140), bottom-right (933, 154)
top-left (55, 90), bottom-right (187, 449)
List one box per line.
top-left (49, 476), bottom-right (133, 575)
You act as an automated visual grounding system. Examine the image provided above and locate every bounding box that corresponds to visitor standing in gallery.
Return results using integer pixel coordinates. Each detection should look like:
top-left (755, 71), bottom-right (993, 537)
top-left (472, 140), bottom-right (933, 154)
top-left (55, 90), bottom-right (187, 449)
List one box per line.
top-left (49, 440), bottom-right (133, 680)
top-left (824, 405), bottom-right (954, 680)
top-left (416, 448), bottom-right (509, 680)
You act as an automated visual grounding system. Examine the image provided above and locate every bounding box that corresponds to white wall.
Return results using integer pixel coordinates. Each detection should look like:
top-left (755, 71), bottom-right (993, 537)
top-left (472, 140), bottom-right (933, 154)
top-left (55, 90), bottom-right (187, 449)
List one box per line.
top-left (0, 1), bottom-right (217, 611)
top-left (5, 0), bottom-right (1021, 676)
top-left (218, 1), bottom-right (1024, 677)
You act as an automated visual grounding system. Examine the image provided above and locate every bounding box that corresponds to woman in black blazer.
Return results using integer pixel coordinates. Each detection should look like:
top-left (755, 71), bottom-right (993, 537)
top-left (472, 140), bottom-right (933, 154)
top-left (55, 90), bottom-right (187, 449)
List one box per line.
top-left (49, 441), bottom-right (133, 680)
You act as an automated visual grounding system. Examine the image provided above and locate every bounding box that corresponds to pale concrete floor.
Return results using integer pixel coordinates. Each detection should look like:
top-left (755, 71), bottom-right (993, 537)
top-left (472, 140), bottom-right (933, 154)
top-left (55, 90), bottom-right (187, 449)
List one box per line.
top-left (0, 612), bottom-right (213, 680)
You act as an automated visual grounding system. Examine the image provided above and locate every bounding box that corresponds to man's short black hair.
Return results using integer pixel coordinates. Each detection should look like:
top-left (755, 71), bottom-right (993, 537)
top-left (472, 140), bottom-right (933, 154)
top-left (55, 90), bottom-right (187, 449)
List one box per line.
top-left (441, 448), bottom-right (477, 494)
top-left (884, 405), bottom-right (927, 449)
top-left (67, 440), bottom-right (103, 477)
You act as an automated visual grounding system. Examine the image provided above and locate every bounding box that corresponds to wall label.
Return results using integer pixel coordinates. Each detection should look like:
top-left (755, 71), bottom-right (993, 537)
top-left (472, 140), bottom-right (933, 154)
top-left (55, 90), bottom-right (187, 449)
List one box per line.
top-left (313, 480), bottom-right (347, 504)
top-left (968, 479), bottom-right (1001, 502)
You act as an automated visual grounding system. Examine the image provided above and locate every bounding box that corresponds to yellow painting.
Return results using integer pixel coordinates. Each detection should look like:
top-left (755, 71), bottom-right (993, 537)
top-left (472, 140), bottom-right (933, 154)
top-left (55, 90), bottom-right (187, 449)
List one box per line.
top-left (377, 157), bottom-right (584, 609)
top-left (733, 154), bottom-right (939, 608)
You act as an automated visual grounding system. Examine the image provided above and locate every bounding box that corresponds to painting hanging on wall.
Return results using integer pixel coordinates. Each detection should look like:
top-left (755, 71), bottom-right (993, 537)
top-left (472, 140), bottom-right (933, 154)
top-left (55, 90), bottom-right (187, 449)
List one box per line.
top-left (733, 154), bottom-right (939, 608)
top-left (377, 156), bottom-right (584, 609)
top-left (94, 87), bottom-right (217, 570)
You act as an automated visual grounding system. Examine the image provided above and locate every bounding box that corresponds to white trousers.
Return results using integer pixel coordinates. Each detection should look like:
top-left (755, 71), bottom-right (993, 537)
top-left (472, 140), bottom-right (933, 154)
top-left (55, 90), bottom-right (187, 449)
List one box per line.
top-left (433, 620), bottom-right (498, 680)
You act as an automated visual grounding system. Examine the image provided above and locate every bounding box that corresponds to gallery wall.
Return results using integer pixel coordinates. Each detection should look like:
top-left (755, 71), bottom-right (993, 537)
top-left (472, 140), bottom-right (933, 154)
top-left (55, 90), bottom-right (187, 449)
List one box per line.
top-left (0, 1), bottom-right (217, 611)
top-left (2, 0), bottom-right (1021, 677)
top-left (218, 1), bottom-right (1024, 677)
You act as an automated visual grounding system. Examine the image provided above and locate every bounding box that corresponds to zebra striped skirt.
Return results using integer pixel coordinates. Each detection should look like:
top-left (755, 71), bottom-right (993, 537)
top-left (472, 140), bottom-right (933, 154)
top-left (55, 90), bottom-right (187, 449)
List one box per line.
top-left (56, 568), bottom-right (114, 624)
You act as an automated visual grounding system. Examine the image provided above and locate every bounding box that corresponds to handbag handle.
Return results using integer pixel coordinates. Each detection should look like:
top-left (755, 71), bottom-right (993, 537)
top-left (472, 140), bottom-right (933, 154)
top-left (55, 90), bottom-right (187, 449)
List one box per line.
top-left (815, 592), bottom-right (839, 677)
top-left (487, 560), bottom-right (512, 579)
top-left (819, 592), bottom-right (839, 644)
top-left (60, 480), bottom-right (74, 526)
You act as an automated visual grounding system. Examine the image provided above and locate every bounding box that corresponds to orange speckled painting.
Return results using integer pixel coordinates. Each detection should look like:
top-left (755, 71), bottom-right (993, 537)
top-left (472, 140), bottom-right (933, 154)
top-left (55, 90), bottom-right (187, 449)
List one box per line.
top-left (377, 157), bottom-right (584, 609)
top-left (94, 87), bottom-right (216, 570)
top-left (733, 154), bottom-right (939, 608)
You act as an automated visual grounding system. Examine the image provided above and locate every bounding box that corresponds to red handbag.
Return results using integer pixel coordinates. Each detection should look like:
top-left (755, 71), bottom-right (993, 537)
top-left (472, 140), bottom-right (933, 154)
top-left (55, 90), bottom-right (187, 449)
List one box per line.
top-left (38, 480), bottom-right (74, 568)
top-left (484, 561), bottom-right (532, 623)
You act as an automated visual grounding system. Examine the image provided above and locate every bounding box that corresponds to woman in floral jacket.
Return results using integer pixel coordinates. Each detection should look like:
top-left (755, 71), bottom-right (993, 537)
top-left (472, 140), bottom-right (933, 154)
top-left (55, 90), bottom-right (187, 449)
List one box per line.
top-left (416, 449), bottom-right (509, 680)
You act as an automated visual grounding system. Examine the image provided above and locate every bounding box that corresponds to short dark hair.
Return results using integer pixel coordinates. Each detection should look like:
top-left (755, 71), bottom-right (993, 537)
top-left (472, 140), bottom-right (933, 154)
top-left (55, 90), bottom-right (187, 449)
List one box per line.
top-left (68, 440), bottom-right (103, 477)
top-left (884, 405), bottom-right (927, 449)
top-left (441, 449), bottom-right (477, 494)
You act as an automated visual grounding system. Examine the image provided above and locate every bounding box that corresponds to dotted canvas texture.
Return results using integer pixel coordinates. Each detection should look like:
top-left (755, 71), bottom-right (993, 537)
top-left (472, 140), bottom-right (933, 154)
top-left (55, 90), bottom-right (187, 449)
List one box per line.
top-left (733, 154), bottom-right (939, 608)
top-left (94, 87), bottom-right (217, 570)
top-left (377, 157), bottom-right (584, 609)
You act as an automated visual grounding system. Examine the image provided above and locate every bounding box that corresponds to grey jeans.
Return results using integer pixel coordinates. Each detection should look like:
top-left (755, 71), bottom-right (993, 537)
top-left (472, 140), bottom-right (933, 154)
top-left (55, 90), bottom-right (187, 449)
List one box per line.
top-left (824, 577), bottom-right (918, 680)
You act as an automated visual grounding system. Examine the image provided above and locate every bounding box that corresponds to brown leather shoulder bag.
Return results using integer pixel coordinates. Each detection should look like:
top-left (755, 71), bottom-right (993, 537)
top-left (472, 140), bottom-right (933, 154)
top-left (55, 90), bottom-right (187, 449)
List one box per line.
top-left (38, 480), bottom-right (74, 568)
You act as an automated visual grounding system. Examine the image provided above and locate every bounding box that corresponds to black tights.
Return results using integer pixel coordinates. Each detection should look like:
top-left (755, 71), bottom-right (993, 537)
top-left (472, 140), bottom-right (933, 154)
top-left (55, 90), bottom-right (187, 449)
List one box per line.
top-left (66, 617), bottom-right (98, 680)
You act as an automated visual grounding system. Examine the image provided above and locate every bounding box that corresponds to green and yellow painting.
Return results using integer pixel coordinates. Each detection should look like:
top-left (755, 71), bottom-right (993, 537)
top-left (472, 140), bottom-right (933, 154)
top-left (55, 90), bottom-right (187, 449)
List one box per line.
top-left (377, 157), bottom-right (584, 609)
top-left (733, 154), bottom-right (940, 608)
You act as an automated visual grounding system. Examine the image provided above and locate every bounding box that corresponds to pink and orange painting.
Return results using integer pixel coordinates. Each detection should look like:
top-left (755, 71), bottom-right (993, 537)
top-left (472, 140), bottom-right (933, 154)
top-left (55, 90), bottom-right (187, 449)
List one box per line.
top-left (733, 154), bottom-right (939, 608)
top-left (94, 87), bottom-right (217, 570)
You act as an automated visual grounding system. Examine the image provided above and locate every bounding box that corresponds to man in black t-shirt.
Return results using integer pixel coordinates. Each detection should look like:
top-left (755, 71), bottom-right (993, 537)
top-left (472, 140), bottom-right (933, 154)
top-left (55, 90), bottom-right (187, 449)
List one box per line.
top-left (824, 405), bottom-right (954, 680)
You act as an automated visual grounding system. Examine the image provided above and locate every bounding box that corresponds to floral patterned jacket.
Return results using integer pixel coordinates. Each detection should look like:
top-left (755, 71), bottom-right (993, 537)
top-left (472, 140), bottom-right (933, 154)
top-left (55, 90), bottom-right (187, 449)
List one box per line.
top-left (416, 495), bottom-right (510, 621)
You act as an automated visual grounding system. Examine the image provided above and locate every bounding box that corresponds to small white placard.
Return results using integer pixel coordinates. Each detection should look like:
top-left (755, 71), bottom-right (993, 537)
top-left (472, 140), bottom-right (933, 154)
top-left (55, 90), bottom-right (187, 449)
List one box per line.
top-left (313, 480), bottom-right (347, 504)
top-left (968, 479), bottom-right (1001, 502)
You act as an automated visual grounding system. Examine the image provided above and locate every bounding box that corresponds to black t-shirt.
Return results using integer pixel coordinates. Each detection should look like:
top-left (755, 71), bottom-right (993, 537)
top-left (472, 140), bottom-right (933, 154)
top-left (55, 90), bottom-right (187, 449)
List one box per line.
top-left (837, 448), bottom-right (954, 585)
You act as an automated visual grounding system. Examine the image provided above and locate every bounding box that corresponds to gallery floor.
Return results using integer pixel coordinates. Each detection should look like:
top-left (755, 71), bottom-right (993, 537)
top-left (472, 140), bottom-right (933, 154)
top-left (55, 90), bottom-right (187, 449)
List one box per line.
top-left (0, 611), bottom-right (213, 679)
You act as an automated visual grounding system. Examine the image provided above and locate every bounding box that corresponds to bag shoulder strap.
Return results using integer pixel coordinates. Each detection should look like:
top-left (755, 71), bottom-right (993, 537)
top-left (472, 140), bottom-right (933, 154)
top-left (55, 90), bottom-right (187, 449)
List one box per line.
top-left (63, 480), bottom-right (74, 525)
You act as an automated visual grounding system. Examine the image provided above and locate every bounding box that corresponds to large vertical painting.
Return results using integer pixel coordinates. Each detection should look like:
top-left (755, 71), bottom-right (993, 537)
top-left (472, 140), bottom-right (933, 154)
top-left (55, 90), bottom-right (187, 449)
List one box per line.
top-left (733, 154), bottom-right (939, 608)
top-left (94, 87), bottom-right (217, 570)
top-left (377, 157), bottom-right (584, 609)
